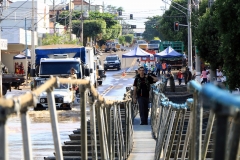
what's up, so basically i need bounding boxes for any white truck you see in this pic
[32,46,104,110]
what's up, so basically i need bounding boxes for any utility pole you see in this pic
[195,0,201,83]
[69,0,72,40]
[25,18,28,87]
[89,0,90,11]
[31,0,35,71]
[187,0,192,71]
[102,1,104,13]
[53,0,55,33]
[81,0,83,44]
[208,0,215,82]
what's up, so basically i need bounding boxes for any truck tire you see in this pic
[2,85,7,95]
[98,81,102,85]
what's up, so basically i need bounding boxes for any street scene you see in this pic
[0,0,239,160]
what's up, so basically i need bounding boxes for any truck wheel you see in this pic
[98,81,102,85]
[2,85,7,95]
[94,82,98,88]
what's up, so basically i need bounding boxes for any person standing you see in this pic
[161,61,167,75]
[201,67,208,84]
[177,69,183,85]
[184,67,192,84]
[155,61,162,77]
[133,66,158,125]
[216,67,223,83]
[191,66,196,80]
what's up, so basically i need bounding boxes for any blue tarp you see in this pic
[122,47,153,58]
[154,46,183,58]
[35,47,86,65]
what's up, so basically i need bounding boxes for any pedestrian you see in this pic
[201,67,208,84]
[161,61,167,74]
[19,62,24,75]
[184,67,192,84]
[155,61,162,77]
[167,64,172,73]
[27,62,31,79]
[168,71,175,92]
[191,66,196,80]
[177,69,183,85]
[143,62,148,74]
[216,66,223,83]
[133,66,158,125]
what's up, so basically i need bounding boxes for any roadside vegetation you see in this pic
[143,0,240,90]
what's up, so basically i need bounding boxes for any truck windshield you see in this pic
[36,80,68,89]
[106,57,117,61]
[150,40,160,44]
[40,62,80,76]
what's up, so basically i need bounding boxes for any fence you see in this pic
[0,76,135,160]
[151,80,240,160]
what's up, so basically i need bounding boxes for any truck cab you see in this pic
[148,40,161,52]
[34,78,74,110]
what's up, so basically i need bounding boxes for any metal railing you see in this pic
[0,76,135,160]
[151,80,240,160]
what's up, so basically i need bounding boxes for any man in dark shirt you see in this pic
[133,66,158,125]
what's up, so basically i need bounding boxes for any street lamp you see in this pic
[80,8,89,46]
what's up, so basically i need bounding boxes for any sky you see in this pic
[13,0,170,32]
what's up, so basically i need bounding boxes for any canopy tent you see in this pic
[154,46,183,58]
[13,49,31,59]
[122,47,153,58]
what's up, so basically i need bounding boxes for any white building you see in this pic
[1,1,49,73]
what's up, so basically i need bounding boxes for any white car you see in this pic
[34,79,74,110]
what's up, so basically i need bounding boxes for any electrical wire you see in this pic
[1,0,29,21]
[1,1,67,36]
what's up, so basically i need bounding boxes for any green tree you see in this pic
[42,33,78,45]
[214,0,240,90]
[195,7,222,71]
[142,16,163,41]
[118,35,125,45]
[124,34,134,44]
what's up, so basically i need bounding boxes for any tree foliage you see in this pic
[118,35,125,45]
[195,0,240,89]
[214,0,240,90]
[195,7,222,70]
[42,33,78,45]
[142,16,163,41]
[124,34,134,44]
[142,0,188,50]
[57,11,120,43]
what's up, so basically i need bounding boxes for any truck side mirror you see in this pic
[85,68,90,76]
[30,69,35,77]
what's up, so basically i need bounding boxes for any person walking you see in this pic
[177,69,183,85]
[133,66,158,125]
[184,67,192,84]
[201,67,208,84]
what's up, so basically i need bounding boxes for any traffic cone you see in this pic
[122,71,126,76]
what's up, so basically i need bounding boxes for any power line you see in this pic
[1,0,29,21]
